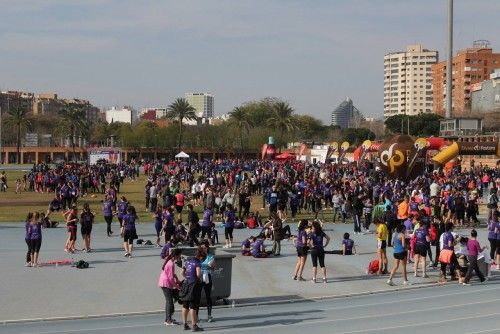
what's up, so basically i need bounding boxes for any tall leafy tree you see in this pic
[167,98,197,152]
[267,101,297,148]
[4,107,32,164]
[59,103,87,161]
[229,106,252,152]
[385,113,442,136]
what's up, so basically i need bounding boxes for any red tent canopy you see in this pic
[275,151,295,160]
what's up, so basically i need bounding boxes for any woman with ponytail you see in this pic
[158,248,182,326]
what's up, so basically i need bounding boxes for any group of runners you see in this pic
[12,157,500,331]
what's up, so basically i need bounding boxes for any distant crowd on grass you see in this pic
[3,160,139,198]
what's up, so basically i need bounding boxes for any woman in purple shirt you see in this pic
[121,206,138,258]
[181,246,205,332]
[28,212,43,267]
[24,212,34,267]
[116,196,129,228]
[412,223,430,278]
[308,221,330,283]
[102,195,114,237]
[293,220,309,281]
[200,206,214,241]
[223,204,236,248]
[495,213,500,270]
[162,206,175,243]
[489,211,500,270]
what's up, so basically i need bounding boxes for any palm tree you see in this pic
[267,101,297,148]
[5,107,32,164]
[59,103,87,161]
[229,106,252,153]
[166,98,197,152]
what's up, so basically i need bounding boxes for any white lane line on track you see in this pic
[14,298,500,334]
[308,284,500,312]
[335,311,500,334]
[213,298,500,333]
[469,330,500,334]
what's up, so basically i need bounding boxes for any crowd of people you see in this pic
[11,157,500,330]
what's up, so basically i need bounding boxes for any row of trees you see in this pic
[2,104,87,163]
[92,97,377,153]
[2,95,447,163]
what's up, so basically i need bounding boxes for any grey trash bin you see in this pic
[178,247,236,305]
[208,252,236,304]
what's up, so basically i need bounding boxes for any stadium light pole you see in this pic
[446,0,453,119]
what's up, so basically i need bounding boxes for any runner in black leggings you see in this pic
[308,221,330,283]
[24,212,34,267]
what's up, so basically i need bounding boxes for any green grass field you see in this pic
[0,170,489,224]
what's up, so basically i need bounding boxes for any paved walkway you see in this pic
[0,221,495,321]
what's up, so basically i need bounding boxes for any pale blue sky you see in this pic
[0,0,499,123]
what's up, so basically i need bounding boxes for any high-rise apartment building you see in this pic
[383,45,438,118]
[432,42,500,116]
[331,97,364,129]
[185,92,214,118]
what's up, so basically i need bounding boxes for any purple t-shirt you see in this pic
[415,228,428,245]
[342,239,354,254]
[224,210,235,228]
[251,239,264,256]
[29,223,42,240]
[202,209,213,227]
[296,230,307,248]
[403,219,413,238]
[310,231,327,250]
[160,241,173,259]
[241,239,251,248]
[184,257,201,284]
[123,214,136,231]
[487,221,497,240]
[117,201,128,218]
[81,212,94,227]
[103,201,113,217]
[442,232,454,250]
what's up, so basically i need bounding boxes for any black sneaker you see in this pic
[192,325,204,332]
[184,324,191,331]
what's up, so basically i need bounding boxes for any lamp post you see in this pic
[446,0,453,119]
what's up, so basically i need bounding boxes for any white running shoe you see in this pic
[386,279,395,286]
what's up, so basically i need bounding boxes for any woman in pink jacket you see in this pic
[158,248,182,326]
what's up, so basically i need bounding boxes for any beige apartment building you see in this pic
[185,92,214,118]
[384,44,438,118]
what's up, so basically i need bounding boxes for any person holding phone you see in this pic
[199,240,215,323]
